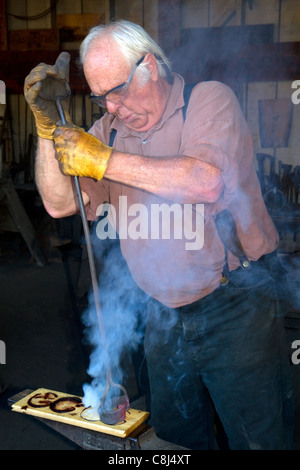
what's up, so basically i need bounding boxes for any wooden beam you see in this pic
[170,39,300,85]
[0,50,89,94]
[0,41,300,94]
[8,29,60,51]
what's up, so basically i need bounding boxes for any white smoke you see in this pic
[81,234,148,410]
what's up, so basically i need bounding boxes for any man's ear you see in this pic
[146,53,159,81]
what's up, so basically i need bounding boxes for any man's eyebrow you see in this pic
[92,82,121,97]
[90,87,106,97]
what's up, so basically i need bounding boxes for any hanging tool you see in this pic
[39,76,130,425]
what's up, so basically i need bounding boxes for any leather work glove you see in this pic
[53,126,113,181]
[24,52,71,140]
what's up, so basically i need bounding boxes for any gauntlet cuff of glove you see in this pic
[87,145,113,181]
[54,127,113,180]
[34,109,71,140]
[36,122,56,140]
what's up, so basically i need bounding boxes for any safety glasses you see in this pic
[89,55,145,108]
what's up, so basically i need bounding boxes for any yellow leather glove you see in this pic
[53,126,113,181]
[24,52,71,140]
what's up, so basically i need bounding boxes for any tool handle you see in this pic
[56,97,67,125]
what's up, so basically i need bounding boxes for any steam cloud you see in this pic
[81,230,148,411]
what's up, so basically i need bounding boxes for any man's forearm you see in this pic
[35,138,88,218]
[105,151,223,204]
[52,126,224,204]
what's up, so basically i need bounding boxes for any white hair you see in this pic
[79,19,172,84]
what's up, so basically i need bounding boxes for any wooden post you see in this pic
[0,180,47,266]
[158,0,181,55]
[0,0,8,51]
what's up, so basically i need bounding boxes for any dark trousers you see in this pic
[144,255,294,449]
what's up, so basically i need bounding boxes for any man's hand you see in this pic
[24,52,71,140]
[53,126,113,181]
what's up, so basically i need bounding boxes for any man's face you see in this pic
[84,42,165,132]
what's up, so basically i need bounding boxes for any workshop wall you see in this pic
[181,0,300,170]
[0,0,300,182]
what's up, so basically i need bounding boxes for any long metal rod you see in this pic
[37,79,129,423]
[73,177,112,378]
[55,98,112,384]
[55,97,130,423]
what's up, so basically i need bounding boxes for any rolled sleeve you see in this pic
[180,81,253,206]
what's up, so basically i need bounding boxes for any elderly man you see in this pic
[24,20,293,450]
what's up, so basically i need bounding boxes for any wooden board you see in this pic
[12,388,149,438]
[8,30,59,51]
[57,14,105,41]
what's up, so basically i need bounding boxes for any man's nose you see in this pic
[106,100,121,114]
